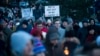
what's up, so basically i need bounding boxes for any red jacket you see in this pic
[31,26,48,40]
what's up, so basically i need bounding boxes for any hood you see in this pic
[11,31,33,55]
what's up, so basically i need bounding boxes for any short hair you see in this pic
[53,19,61,24]
[65,30,75,38]
[36,20,43,25]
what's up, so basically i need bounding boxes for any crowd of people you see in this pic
[0,3,100,56]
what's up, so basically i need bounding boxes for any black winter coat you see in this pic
[45,43,65,56]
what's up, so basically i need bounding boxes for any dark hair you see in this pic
[65,30,75,38]
[36,20,43,25]
[0,19,8,25]
[21,20,28,25]
[53,19,61,24]
[82,20,88,23]
[45,26,59,45]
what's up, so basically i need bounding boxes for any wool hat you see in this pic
[11,31,33,55]
[49,33,59,41]
[33,37,46,54]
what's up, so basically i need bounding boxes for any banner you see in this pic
[21,8,33,19]
[45,5,60,17]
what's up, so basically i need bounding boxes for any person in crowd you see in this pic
[45,25,59,45]
[7,20,16,31]
[0,19,13,37]
[88,19,100,35]
[0,19,13,56]
[77,20,89,45]
[89,19,96,26]
[28,19,34,28]
[73,20,80,36]
[61,19,69,29]
[31,29,46,56]
[31,20,48,40]
[27,19,34,30]
[10,31,34,56]
[46,19,53,28]
[45,32,64,56]
[33,3,44,20]
[16,20,32,33]
[0,19,8,43]
[0,27,7,56]
[54,19,65,42]
[62,19,74,40]
[85,27,98,45]
[64,30,80,56]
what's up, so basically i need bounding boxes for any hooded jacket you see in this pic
[11,31,33,56]
[45,33,65,56]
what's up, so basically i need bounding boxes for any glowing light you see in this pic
[64,47,69,56]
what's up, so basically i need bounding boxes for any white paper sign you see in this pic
[21,8,33,19]
[45,5,60,17]
[42,31,47,39]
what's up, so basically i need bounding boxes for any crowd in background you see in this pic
[0,3,100,56]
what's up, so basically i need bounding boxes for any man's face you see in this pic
[54,21,61,28]
[37,24,43,30]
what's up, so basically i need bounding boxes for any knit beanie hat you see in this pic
[49,33,59,41]
[33,37,46,54]
[11,31,33,55]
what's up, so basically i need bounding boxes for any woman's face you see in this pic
[23,41,33,56]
